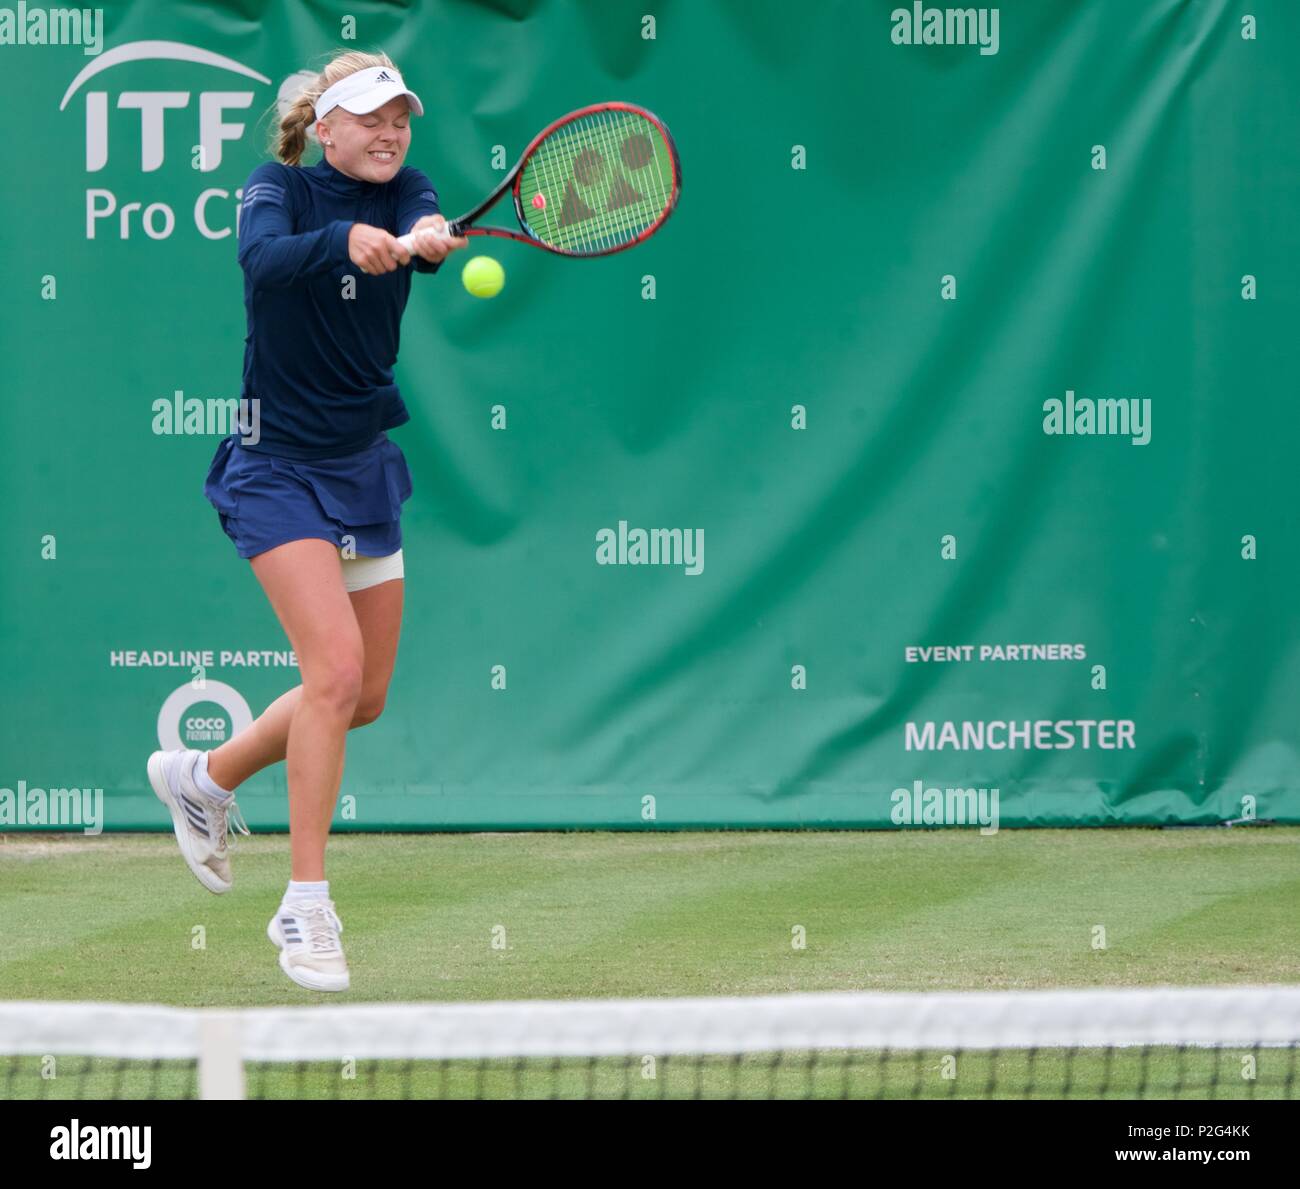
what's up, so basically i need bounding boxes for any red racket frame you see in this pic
[447,101,681,258]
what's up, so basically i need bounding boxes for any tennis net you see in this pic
[2,986,1297,1100]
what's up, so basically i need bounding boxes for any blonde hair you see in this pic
[274,49,399,166]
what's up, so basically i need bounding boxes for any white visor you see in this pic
[314,66,424,122]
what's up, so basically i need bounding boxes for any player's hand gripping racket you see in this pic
[397,101,680,259]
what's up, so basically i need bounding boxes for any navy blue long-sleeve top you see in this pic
[236,155,442,459]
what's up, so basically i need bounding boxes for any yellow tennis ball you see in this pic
[462,255,505,298]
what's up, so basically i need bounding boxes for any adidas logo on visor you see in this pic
[374,70,395,83]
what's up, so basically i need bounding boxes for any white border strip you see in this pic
[2,987,1299,1062]
[0,1002,200,1059]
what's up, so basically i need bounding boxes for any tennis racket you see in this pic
[396,101,680,259]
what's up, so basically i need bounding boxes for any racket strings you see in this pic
[519,109,676,254]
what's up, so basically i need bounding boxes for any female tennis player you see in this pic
[146,50,466,992]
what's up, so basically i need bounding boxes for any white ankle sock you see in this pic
[193,750,233,802]
[286,879,329,903]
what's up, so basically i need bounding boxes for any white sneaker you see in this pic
[267,898,351,992]
[147,749,250,894]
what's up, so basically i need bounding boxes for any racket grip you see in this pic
[396,221,463,253]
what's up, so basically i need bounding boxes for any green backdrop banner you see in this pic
[2,0,1297,831]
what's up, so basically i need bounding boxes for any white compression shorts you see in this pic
[339,548,404,593]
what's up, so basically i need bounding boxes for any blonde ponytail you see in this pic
[272,49,400,166]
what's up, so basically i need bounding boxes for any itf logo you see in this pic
[60,40,271,172]
[57,40,308,241]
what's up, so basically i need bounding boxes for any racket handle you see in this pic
[396,220,464,253]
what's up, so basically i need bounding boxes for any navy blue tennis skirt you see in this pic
[204,432,412,560]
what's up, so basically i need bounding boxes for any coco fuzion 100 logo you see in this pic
[156,680,252,751]
[60,39,314,241]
